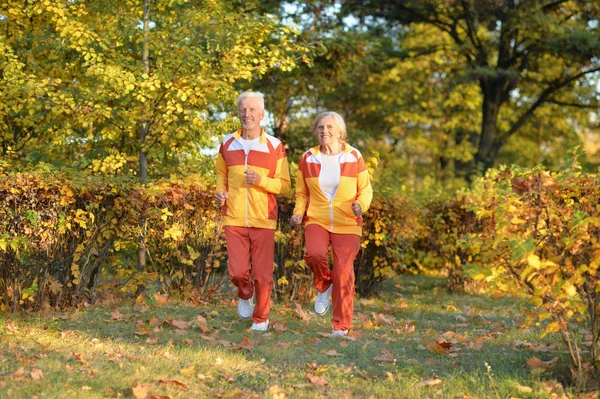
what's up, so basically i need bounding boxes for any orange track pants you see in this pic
[304,224,361,331]
[224,226,274,323]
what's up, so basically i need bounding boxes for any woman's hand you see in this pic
[290,214,303,227]
[216,191,228,207]
[351,202,362,217]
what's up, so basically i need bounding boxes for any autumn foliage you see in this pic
[0,168,408,311]
[418,156,600,385]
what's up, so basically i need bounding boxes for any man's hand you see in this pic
[351,202,362,217]
[290,214,303,227]
[245,169,262,186]
[216,191,228,207]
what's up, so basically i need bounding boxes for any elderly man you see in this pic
[215,92,291,331]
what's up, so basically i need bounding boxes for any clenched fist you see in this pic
[290,214,303,227]
[351,202,362,217]
[216,191,228,207]
[245,169,262,186]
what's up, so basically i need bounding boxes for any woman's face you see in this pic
[315,116,342,146]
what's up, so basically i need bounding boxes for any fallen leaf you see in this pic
[194,316,210,333]
[146,336,159,345]
[154,293,169,304]
[385,372,394,380]
[167,319,188,330]
[372,313,393,325]
[425,338,451,355]
[148,317,161,327]
[132,383,150,399]
[73,351,88,365]
[307,373,327,387]
[30,369,44,380]
[527,356,558,370]
[373,350,395,363]
[180,365,196,377]
[294,302,311,322]
[182,339,193,345]
[233,336,255,351]
[323,349,343,357]
[305,362,330,373]
[272,322,288,332]
[11,367,25,378]
[111,310,124,321]
[157,379,188,390]
[268,385,286,399]
[414,378,442,387]
[468,339,485,351]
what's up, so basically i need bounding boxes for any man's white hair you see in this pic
[237,92,265,110]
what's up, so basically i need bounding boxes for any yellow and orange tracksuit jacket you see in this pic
[293,143,373,236]
[216,128,290,230]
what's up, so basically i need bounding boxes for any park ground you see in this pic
[0,275,593,398]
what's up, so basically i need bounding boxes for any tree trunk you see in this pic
[137,0,150,275]
[470,79,505,179]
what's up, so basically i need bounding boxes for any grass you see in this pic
[0,275,579,398]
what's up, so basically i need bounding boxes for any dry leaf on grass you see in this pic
[165,318,188,330]
[148,317,161,327]
[413,378,442,387]
[232,337,255,351]
[272,322,288,332]
[307,373,328,387]
[156,379,188,390]
[30,369,44,380]
[268,385,286,399]
[527,356,559,370]
[373,350,395,363]
[154,293,169,304]
[110,310,135,322]
[132,383,150,399]
[194,316,210,333]
[294,302,311,322]
[180,365,196,377]
[305,362,330,373]
[372,313,394,325]
[323,349,343,357]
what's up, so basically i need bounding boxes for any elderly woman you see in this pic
[290,111,373,336]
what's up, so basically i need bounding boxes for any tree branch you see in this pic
[547,99,600,109]
[542,0,571,12]
[500,66,600,144]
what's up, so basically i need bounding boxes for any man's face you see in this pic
[238,97,264,131]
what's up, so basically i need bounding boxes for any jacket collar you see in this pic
[309,141,350,156]
[233,128,267,143]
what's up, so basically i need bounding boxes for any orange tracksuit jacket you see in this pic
[293,143,373,235]
[216,128,290,229]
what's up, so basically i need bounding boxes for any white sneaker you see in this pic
[237,297,254,319]
[251,320,269,332]
[314,284,333,315]
[332,329,348,336]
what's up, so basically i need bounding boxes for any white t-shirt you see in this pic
[240,137,259,154]
[318,154,341,202]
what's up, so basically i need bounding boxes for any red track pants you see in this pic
[304,224,361,331]
[224,226,274,323]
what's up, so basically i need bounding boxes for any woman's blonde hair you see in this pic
[312,111,347,141]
